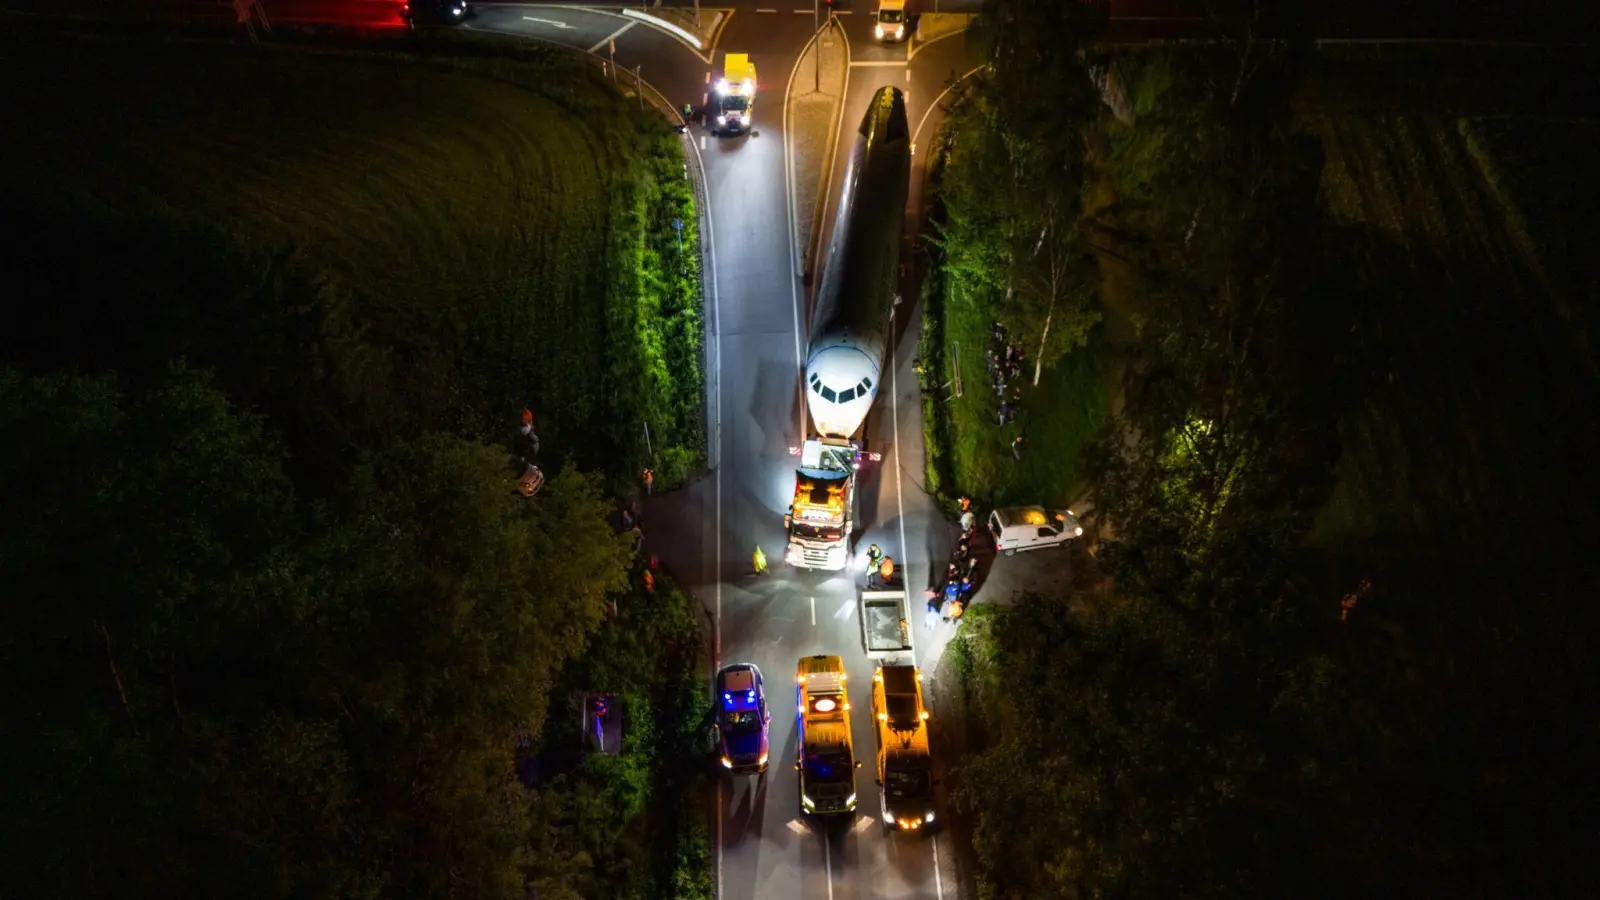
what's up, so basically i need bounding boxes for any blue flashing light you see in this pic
[746,690,755,702]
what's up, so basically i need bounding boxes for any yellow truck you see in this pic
[871,663,936,833]
[796,655,860,815]
[713,52,756,136]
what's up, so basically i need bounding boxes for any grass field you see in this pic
[1296,103,1600,565]
[0,27,702,484]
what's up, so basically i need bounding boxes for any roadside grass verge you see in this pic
[919,124,1110,512]
[0,27,703,487]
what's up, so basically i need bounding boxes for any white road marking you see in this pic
[521,15,570,28]
[853,814,874,832]
[793,8,811,12]
[702,91,708,105]
[912,64,985,152]
[782,22,822,435]
[891,258,910,652]
[786,819,809,834]
[700,134,706,150]
[835,599,855,622]
[705,70,711,83]
[686,80,724,900]
[588,21,634,54]
[849,60,905,67]
[810,595,817,625]
[905,67,911,81]
[757,7,777,11]
[933,828,946,899]
[824,834,836,900]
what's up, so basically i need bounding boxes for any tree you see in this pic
[0,364,635,899]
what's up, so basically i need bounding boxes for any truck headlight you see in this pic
[924,811,935,823]
[1074,526,1084,536]
[757,751,769,766]
[883,810,896,825]
[721,755,733,769]
[802,794,816,810]
[895,25,904,38]
[874,23,884,39]
[844,792,857,808]
[717,115,727,126]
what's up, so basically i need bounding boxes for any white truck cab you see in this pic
[988,506,1083,556]
[874,0,908,42]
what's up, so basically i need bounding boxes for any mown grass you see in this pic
[0,27,703,486]
[1297,105,1600,566]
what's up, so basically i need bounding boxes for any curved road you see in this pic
[469,4,979,898]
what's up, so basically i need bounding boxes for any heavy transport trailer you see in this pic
[860,576,915,661]
[786,86,910,567]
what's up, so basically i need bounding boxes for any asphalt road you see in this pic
[472,4,976,897]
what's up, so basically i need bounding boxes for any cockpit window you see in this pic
[821,386,837,402]
[861,377,873,391]
[838,388,856,403]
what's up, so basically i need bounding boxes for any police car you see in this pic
[715,663,771,774]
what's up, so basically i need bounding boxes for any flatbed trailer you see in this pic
[860,578,914,661]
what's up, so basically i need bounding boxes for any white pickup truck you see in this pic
[988,506,1083,556]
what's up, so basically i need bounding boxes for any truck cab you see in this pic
[784,438,860,570]
[988,506,1083,556]
[713,53,756,136]
[871,664,935,833]
[796,655,860,815]
[874,0,908,42]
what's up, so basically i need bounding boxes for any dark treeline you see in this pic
[938,2,1600,897]
[0,32,710,900]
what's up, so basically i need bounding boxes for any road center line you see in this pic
[587,21,635,54]
[521,15,570,29]
[848,60,905,67]
[810,595,816,626]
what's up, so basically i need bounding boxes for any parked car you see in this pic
[988,506,1082,556]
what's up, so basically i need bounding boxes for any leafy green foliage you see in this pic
[0,27,712,899]
[944,35,1600,900]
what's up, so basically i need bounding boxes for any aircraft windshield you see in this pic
[791,523,843,541]
[720,95,750,112]
[880,10,904,24]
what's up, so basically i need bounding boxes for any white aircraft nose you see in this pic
[805,346,879,439]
